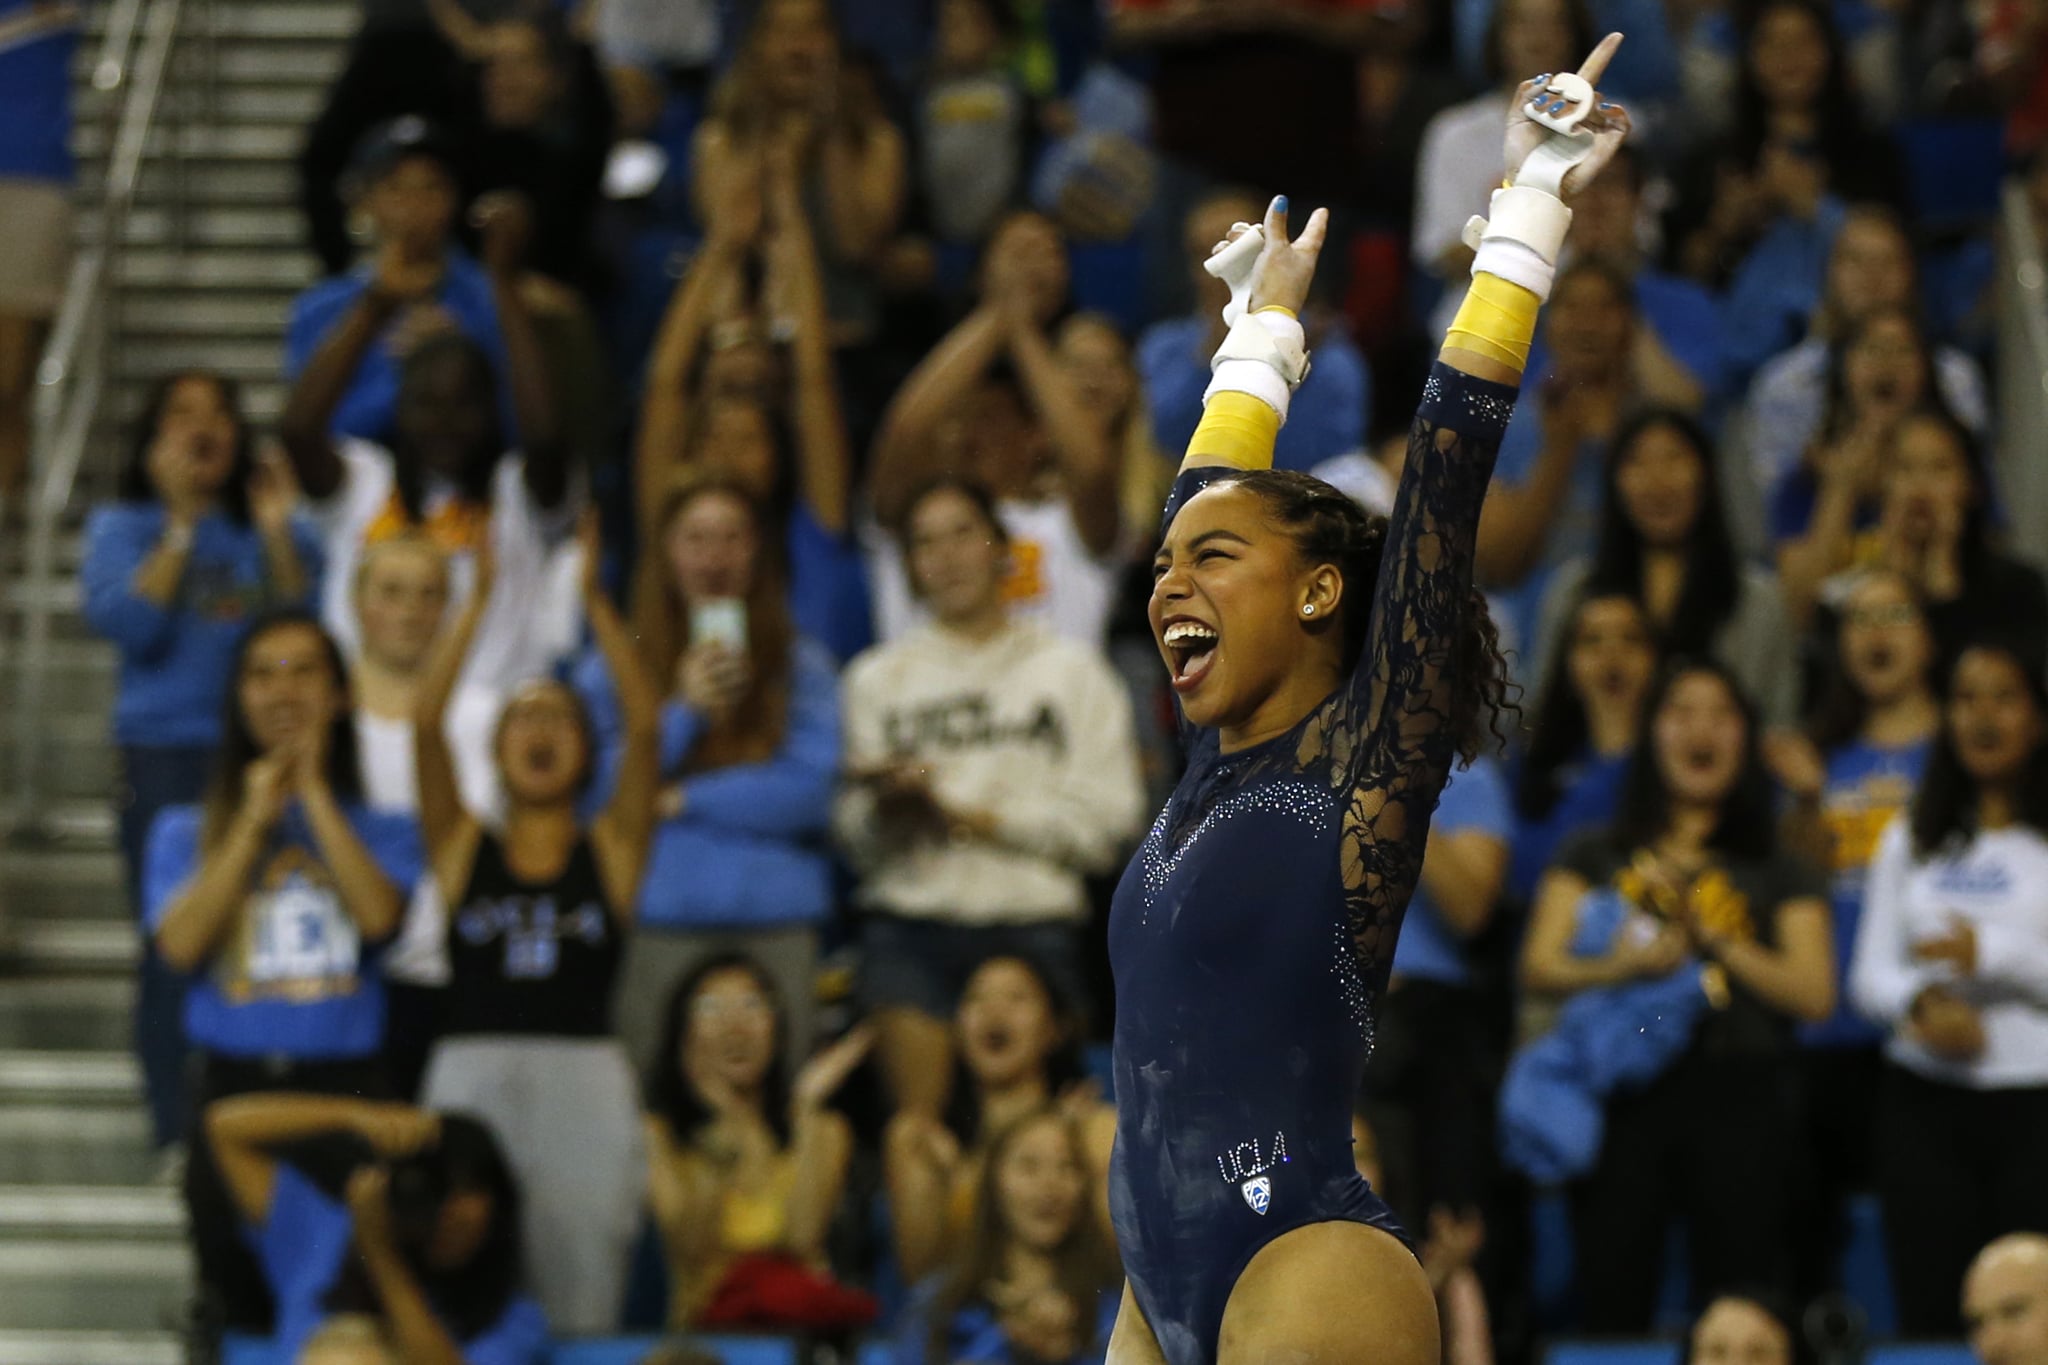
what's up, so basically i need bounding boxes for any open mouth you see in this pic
[1681,745,1722,776]
[1162,619,1219,694]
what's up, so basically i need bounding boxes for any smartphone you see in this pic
[691,598,749,653]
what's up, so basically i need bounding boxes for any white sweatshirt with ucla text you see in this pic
[834,619,1145,926]
[1851,816,2048,1088]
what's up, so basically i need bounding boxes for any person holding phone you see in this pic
[581,469,842,1077]
[403,517,661,1333]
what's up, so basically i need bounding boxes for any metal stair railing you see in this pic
[6,0,192,837]
[1999,178,2048,569]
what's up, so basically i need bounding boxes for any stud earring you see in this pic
[1302,604,1316,617]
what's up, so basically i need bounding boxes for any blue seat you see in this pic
[221,1336,282,1365]
[550,1336,802,1365]
[1543,1340,1681,1365]
[1868,1345,1974,1365]
[1841,1193,1898,1335]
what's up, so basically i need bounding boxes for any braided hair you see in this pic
[1227,468,1515,763]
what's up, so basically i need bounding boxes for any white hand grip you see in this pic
[1527,71,1595,134]
[1204,224,1265,327]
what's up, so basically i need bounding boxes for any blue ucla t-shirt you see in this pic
[0,1,79,182]
[81,504,324,747]
[252,1163,549,1365]
[1802,735,1931,1048]
[1508,749,1631,904]
[1392,757,1513,986]
[144,803,423,1060]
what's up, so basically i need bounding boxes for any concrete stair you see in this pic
[0,2,361,1358]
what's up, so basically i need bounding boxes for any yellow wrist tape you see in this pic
[1445,272,1541,374]
[1189,391,1280,470]
[1254,305,1297,318]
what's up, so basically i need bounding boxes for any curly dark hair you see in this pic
[1223,468,1516,764]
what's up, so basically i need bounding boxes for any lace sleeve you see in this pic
[1311,362,1517,989]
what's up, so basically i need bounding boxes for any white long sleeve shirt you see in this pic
[1851,816,2048,1088]
[833,619,1145,926]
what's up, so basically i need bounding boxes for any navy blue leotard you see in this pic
[1107,363,1517,1365]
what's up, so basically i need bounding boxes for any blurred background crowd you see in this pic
[6,0,2048,1362]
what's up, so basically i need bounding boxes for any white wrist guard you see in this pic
[1461,185,1573,301]
[1203,224,1265,327]
[1203,310,1310,420]
[1456,69,1601,301]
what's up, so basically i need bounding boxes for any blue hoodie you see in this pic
[575,635,840,931]
[82,503,323,748]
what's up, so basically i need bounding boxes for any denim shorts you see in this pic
[857,912,1087,1021]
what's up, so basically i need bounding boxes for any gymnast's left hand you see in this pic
[1213,195,1329,317]
[1504,32,1633,201]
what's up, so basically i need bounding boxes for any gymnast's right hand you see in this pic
[1214,195,1329,318]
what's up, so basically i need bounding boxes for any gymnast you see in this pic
[1105,37,1632,1365]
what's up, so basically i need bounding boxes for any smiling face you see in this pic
[1948,648,2044,790]
[665,488,760,608]
[1651,669,1750,810]
[1615,420,1706,550]
[1883,414,1975,546]
[907,485,1008,626]
[1691,1298,1793,1365]
[355,539,451,675]
[992,1114,1086,1253]
[238,622,345,755]
[1749,4,1830,110]
[1837,573,1932,708]
[493,681,591,806]
[1566,595,1657,715]
[1150,482,1335,731]
[683,964,779,1097]
[957,957,1062,1091]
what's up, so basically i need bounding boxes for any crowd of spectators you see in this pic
[48,0,2048,1360]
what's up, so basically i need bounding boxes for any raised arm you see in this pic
[205,1092,435,1225]
[636,226,753,531]
[294,725,403,944]
[1341,39,1632,984]
[1008,305,1120,556]
[414,546,491,864]
[154,769,288,970]
[279,249,440,500]
[585,515,661,917]
[869,305,1009,526]
[765,148,852,535]
[474,193,569,510]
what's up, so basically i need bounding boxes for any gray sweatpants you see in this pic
[421,1036,646,1333]
[612,926,820,1082]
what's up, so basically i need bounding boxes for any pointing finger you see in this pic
[1576,31,1623,88]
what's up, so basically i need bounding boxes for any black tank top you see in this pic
[442,831,621,1038]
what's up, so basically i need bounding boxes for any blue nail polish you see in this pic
[1551,100,1568,114]
[1533,73,1550,84]
[1272,194,1288,215]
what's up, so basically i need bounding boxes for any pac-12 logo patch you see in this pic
[1242,1176,1272,1215]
